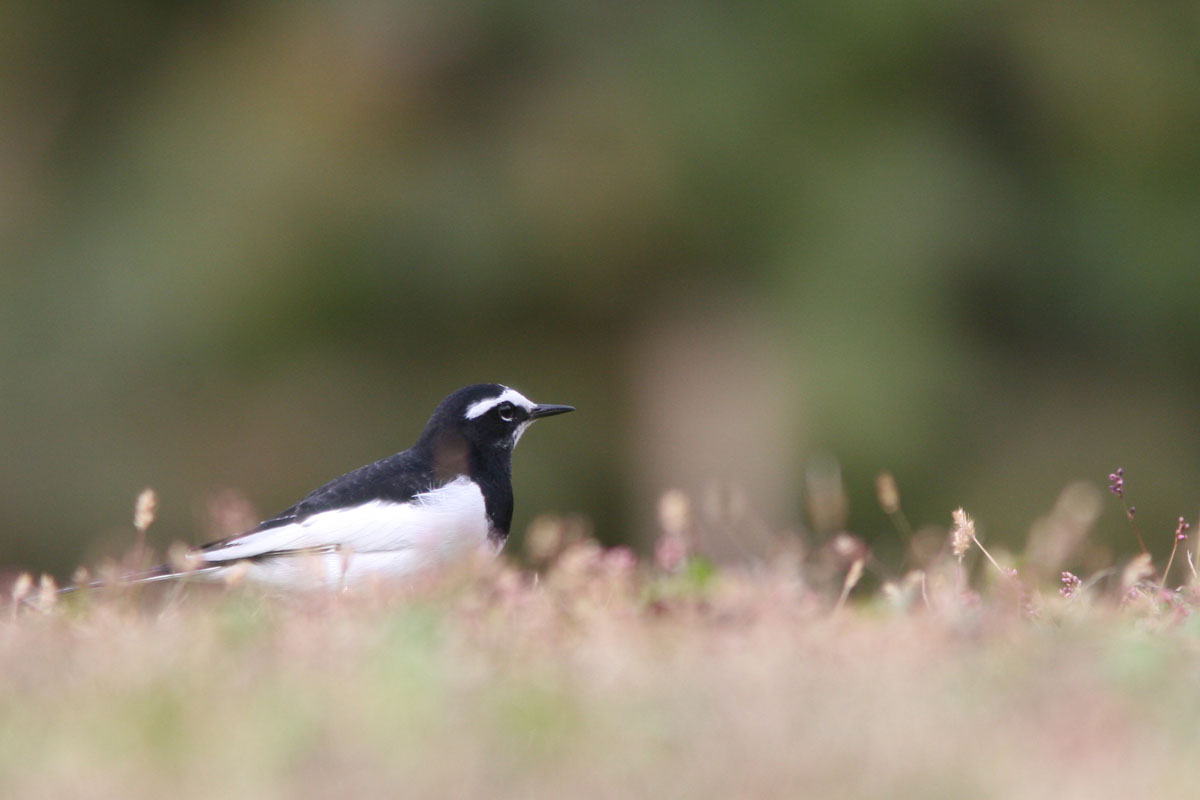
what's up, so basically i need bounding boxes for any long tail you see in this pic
[55,563,223,596]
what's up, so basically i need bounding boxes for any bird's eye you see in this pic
[497,402,515,422]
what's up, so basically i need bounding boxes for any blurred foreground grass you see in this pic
[6,497,1200,799]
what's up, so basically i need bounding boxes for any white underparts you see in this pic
[197,476,494,587]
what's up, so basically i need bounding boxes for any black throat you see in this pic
[423,429,514,545]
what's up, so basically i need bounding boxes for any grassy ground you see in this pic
[5,493,1200,799]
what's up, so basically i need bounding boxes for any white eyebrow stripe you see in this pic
[464,388,535,419]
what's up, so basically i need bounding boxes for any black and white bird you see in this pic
[145,384,573,588]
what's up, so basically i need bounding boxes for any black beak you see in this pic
[530,403,575,419]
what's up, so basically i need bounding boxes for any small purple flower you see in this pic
[1108,468,1124,498]
[1176,517,1190,541]
[1060,571,1082,598]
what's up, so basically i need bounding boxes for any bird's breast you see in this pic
[409,475,494,558]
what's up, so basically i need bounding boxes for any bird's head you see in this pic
[422,384,574,454]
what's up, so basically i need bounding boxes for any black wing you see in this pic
[201,447,435,553]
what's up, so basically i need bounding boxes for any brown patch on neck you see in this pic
[431,431,470,483]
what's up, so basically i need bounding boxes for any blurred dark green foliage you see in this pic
[2,0,1199,576]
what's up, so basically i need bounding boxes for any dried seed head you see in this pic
[950,508,975,559]
[222,561,250,587]
[133,488,158,533]
[843,558,865,593]
[875,472,901,515]
[830,532,869,564]
[37,574,58,609]
[525,515,566,564]
[657,490,691,537]
[832,557,866,615]
[167,542,198,574]
[1025,482,1102,574]
[96,561,120,587]
[655,490,692,573]
[71,566,91,588]
[806,455,848,532]
[204,488,258,539]
[557,540,604,582]
[1121,552,1154,593]
[10,573,33,605]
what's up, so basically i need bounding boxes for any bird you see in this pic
[138,383,573,588]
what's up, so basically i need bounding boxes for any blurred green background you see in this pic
[3,0,1199,577]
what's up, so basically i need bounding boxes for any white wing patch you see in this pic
[464,387,535,420]
[201,477,491,566]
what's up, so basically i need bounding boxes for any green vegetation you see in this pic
[7,484,1200,799]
